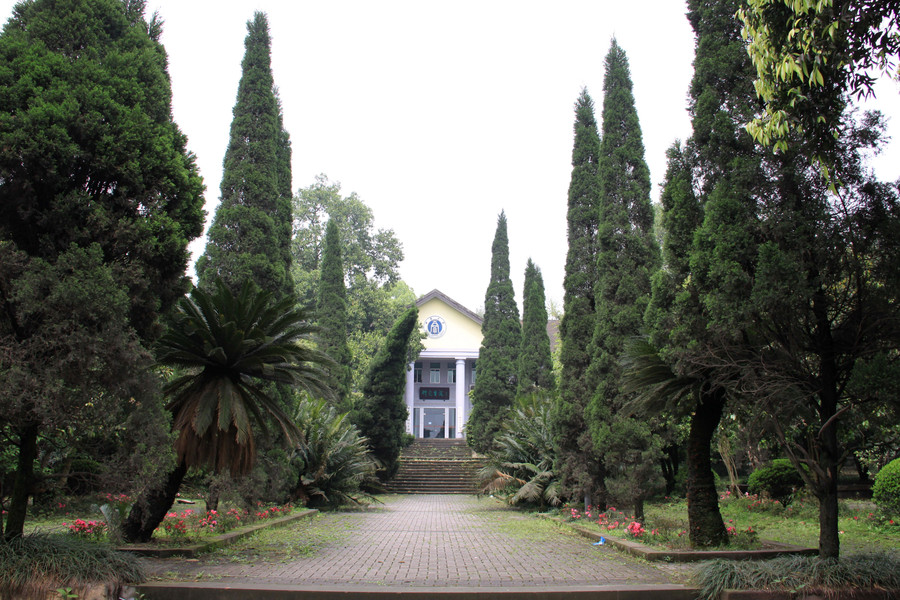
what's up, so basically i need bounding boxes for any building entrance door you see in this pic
[415,407,456,439]
[423,408,445,438]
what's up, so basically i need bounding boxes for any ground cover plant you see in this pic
[695,553,900,600]
[555,492,900,554]
[0,533,144,600]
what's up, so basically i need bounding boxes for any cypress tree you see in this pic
[585,39,661,519]
[0,0,205,539]
[644,141,701,349]
[353,307,419,480]
[680,0,761,549]
[553,89,602,503]
[317,220,352,413]
[517,259,555,396]
[196,11,293,299]
[636,0,761,548]
[468,211,521,453]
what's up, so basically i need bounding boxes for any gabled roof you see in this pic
[415,289,483,326]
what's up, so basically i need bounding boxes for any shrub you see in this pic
[695,553,900,600]
[64,519,106,541]
[291,398,379,507]
[747,458,807,506]
[873,457,900,518]
[0,534,144,600]
[477,394,560,508]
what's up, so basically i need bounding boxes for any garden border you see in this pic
[117,508,318,558]
[542,516,818,562]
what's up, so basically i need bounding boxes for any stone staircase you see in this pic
[387,439,482,494]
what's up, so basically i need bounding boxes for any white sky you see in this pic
[2,1,898,313]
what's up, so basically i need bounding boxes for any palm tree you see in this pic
[620,337,729,547]
[290,398,378,507]
[122,281,334,542]
[478,393,561,508]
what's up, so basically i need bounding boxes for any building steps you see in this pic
[387,439,482,494]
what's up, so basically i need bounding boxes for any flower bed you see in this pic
[550,501,817,562]
[57,493,300,547]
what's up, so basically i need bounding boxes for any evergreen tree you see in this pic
[517,259,555,396]
[644,142,701,347]
[679,0,761,549]
[585,39,661,520]
[0,0,205,539]
[733,113,900,559]
[468,212,521,453]
[196,11,293,299]
[317,220,352,413]
[352,307,419,480]
[634,0,760,548]
[553,89,602,503]
[122,281,333,542]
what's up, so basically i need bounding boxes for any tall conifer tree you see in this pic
[468,212,520,453]
[637,0,760,548]
[353,307,419,480]
[517,259,555,396]
[553,90,602,502]
[197,12,293,299]
[585,39,661,518]
[317,220,352,412]
[0,0,205,539]
[679,0,761,548]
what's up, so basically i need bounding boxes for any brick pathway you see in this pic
[142,495,694,588]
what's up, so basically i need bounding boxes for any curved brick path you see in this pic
[143,495,693,590]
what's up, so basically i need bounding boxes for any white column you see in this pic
[405,362,415,435]
[455,358,466,439]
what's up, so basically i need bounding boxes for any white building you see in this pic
[404,290,483,439]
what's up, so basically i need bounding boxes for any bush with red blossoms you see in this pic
[64,518,107,541]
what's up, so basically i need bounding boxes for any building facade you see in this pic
[405,290,483,439]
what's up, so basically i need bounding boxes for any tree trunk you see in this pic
[206,490,219,513]
[686,388,728,548]
[5,422,39,541]
[817,386,841,558]
[634,497,645,522]
[812,284,841,559]
[122,461,188,543]
[660,444,679,496]
[718,434,741,495]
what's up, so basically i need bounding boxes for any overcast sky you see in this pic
[3,1,898,313]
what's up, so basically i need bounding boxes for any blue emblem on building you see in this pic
[424,315,446,338]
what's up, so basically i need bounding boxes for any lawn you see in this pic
[556,492,900,554]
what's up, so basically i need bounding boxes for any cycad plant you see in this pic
[122,280,334,542]
[290,398,378,507]
[160,280,334,475]
[478,394,560,508]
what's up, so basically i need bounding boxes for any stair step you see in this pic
[386,440,483,494]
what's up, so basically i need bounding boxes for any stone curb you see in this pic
[134,582,697,599]
[719,591,894,599]
[118,509,318,558]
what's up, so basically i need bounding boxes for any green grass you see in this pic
[190,511,360,567]
[556,494,900,554]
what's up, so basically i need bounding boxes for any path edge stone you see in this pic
[118,509,318,558]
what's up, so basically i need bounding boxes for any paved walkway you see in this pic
[142,495,694,590]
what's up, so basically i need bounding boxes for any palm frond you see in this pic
[156,280,337,475]
[620,337,701,417]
